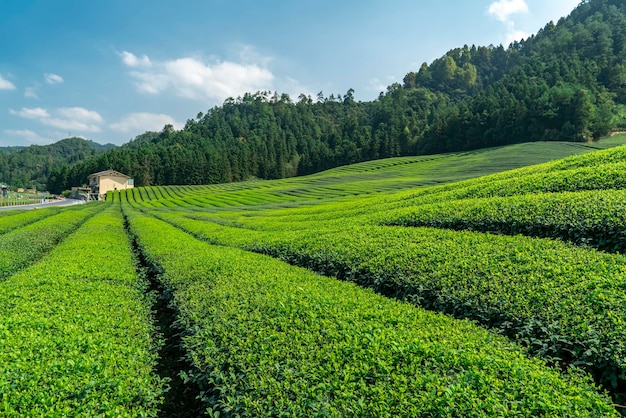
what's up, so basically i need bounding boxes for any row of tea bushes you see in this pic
[0,203,104,281]
[545,145,626,170]
[382,189,626,253]
[124,207,618,417]
[117,145,626,212]
[394,160,626,208]
[0,206,164,416]
[118,150,626,239]
[155,212,626,403]
[0,206,60,235]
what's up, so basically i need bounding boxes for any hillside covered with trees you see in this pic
[48,0,626,193]
[0,137,115,191]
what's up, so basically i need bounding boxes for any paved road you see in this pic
[0,198,86,211]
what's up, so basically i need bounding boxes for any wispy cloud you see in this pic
[488,0,529,22]
[43,107,103,132]
[41,118,101,132]
[368,76,397,94]
[488,0,531,44]
[4,129,49,144]
[110,112,181,133]
[505,28,531,45]
[118,51,152,68]
[24,86,39,99]
[44,73,64,84]
[9,107,50,119]
[0,74,16,90]
[282,76,317,102]
[120,48,275,102]
[9,106,104,133]
[56,107,103,124]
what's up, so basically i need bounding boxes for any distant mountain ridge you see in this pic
[0,146,25,153]
[46,0,626,192]
[0,137,116,190]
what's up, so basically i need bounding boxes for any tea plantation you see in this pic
[3,139,626,416]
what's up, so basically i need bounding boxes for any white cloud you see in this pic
[119,51,152,68]
[110,112,181,133]
[9,107,50,119]
[282,76,316,101]
[56,107,103,124]
[24,86,39,99]
[44,73,64,84]
[4,129,49,144]
[368,76,397,93]
[505,28,531,45]
[166,58,274,100]
[129,71,170,94]
[0,74,16,90]
[121,48,275,102]
[41,118,101,132]
[237,45,272,67]
[488,0,531,45]
[9,106,103,133]
[488,0,529,22]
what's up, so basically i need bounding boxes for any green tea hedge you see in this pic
[125,208,617,417]
[0,206,164,416]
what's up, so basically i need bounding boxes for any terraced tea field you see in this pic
[3,138,626,416]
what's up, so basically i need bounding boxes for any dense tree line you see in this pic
[409,0,625,152]
[0,137,114,191]
[47,0,626,192]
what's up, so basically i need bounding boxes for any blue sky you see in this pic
[0,0,580,147]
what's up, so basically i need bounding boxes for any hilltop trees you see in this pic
[0,137,115,191]
[46,0,626,192]
[405,0,625,153]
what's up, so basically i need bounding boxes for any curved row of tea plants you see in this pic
[114,144,626,212]
[0,203,104,281]
[122,206,618,417]
[0,206,61,235]
[118,148,626,230]
[393,160,626,209]
[120,143,626,406]
[382,189,626,253]
[546,144,626,171]
[0,206,164,417]
[150,210,626,404]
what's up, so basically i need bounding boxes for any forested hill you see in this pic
[0,137,116,190]
[48,0,626,193]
